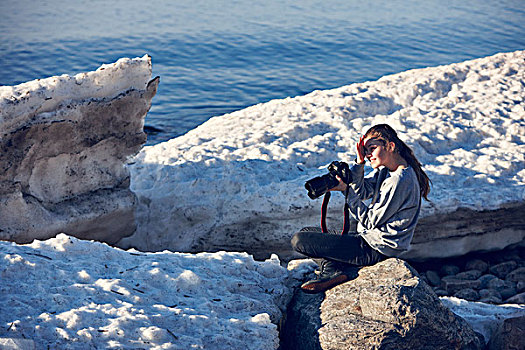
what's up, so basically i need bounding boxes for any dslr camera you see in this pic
[305,161,352,199]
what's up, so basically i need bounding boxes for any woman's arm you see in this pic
[348,134,377,200]
[330,135,379,199]
[348,162,379,200]
[331,162,381,200]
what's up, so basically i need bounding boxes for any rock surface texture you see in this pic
[0,56,158,244]
[283,258,483,350]
[405,203,525,260]
[415,247,525,305]
[487,315,525,350]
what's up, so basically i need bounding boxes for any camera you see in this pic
[305,161,352,199]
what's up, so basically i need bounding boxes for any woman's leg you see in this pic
[291,227,387,294]
[291,227,385,267]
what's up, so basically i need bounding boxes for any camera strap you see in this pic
[320,191,350,235]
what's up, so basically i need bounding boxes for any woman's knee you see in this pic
[291,229,315,252]
[290,231,303,252]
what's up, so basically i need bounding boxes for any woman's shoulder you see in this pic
[386,166,419,189]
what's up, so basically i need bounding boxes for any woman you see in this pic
[291,124,431,294]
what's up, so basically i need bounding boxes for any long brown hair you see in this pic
[363,124,431,201]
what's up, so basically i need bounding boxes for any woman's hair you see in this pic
[363,124,431,201]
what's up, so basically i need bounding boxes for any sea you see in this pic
[1,0,524,145]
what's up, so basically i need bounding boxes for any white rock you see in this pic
[121,51,525,259]
[0,234,291,349]
[0,56,158,244]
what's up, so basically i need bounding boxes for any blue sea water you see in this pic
[1,0,524,145]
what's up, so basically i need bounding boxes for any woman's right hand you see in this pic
[356,135,366,164]
[329,175,348,192]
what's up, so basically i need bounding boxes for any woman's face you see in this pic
[363,137,392,169]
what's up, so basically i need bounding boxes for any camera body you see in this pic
[305,161,352,199]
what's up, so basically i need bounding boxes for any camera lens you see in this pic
[305,173,340,199]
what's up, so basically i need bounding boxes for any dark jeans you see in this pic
[291,226,386,267]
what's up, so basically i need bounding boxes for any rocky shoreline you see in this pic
[2,52,524,349]
[412,245,525,305]
[282,247,525,349]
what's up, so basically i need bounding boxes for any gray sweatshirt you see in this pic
[346,162,421,257]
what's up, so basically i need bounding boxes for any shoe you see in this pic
[312,258,324,275]
[301,259,349,294]
[312,258,334,275]
[300,272,349,294]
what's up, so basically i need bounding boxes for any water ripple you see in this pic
[1,0,524,144]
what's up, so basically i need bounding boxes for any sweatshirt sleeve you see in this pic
[348,162,380,201]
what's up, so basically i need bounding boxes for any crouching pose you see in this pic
[291,124,431,293]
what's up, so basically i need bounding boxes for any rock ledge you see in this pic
[0,56,158,244]
[283,258,483,350]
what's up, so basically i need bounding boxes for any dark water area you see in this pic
[1,0,524,145]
